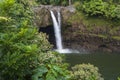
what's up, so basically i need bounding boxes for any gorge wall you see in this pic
[33,5,120,53]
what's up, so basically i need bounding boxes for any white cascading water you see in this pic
[50,10,79,53]
[50,10,63,50]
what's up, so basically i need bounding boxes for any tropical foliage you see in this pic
[71,63,104,80]
[74,0,120,20]
[0,0,70,80]
[36,0,69,6]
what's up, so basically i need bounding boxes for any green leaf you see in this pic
[46,72,56,80]
[33,66,48,75]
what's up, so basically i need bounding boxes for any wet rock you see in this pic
[33,5,76,28]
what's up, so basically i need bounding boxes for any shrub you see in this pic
[82,0,108,16]
[114,5,120,19]
[32,52,71,80]
[71,63,104,80]
[0,0,71,80]
[82,0,118,19]
[73,1,82,11]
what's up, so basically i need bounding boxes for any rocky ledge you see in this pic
[33,5,75,27]
[62,25,120,53]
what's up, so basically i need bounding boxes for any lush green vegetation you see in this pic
[2,0,120,80]
[36,0,69,6]
[72,0,120,20]
[0,0,70,80]
[71,64,104,80]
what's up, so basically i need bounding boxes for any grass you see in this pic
[90,34,108,39]
[112,36,120,40]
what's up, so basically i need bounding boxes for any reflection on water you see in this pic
[65,52,120,80]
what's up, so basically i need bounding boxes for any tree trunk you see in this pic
[69,0,71,5]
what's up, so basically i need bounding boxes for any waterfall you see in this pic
[50,10,79,53]
[50,10,63,50]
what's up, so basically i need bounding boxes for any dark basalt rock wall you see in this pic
[62,24,120,53]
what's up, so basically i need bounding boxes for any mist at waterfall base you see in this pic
[50,10,79,53]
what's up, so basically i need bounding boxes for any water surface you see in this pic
[65,52,120,80]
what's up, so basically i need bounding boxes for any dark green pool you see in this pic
[65,52,120,80]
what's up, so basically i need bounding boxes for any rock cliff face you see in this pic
[62,26,120,53]
[33,5,75,27]
[33,5,120,53]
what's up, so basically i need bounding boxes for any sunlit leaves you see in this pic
[82,0,120,19]
[0,16,9,22]
[71,63,104,80]
[0,0,15,16]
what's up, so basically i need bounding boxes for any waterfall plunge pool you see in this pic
[65,51,120,80]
